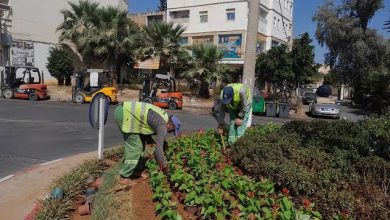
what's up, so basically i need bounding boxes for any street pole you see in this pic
[242,0,260,126]
[0,18,3,98]
[98,97,105,159]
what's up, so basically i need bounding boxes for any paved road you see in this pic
[0,99,365,178]
[0,99,294,178]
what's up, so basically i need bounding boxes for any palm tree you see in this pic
[57,1,140,84]
[141,22,186,76]
[182,44,230,98]
[385,11,390,32]
[83,6,140,82]
[57,0,99,53]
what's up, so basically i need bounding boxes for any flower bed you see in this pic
[231,119,390,219]
[147,130,321,220]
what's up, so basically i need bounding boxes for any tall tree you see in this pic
[158,0,167,11]
[47,46,74,86]
[256,44,294,89]
[291,32,317,89]
[313,0,389,111]
[182,44,230,98]
[345,0,384,30]
[141,22,185,76]
[57,0,140,83]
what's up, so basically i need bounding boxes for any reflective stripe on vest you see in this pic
[221,83,250,110]
[122,101,169,134]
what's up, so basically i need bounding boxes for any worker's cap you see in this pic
[170,116,181,137]
[221,86,234,104]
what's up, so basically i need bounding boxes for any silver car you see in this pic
[309,99,341,119]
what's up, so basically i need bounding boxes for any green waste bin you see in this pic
[252,96,265,115]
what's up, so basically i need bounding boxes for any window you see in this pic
[199,11,208,23]
[180,37,189,45]
[170,10,190,23]
[273,17,277,28]
[271,40,280,47]
[226,8,235,21]
[277,18,281,30]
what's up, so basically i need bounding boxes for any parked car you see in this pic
[302,91,317,105]
[309,97,341,119]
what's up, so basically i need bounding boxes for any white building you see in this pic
[167,0,293,66]
[1,0,128,81]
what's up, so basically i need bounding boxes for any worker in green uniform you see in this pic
[217,83,252,145]
[114,101,181,185]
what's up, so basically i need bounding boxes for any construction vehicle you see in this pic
[139,73,183,110]
[2,66,50,101]
[72,69,117,104]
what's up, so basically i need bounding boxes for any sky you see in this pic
[128,0,390,64]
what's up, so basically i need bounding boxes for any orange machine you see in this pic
[2,66,50,101]
[139,74,183,110]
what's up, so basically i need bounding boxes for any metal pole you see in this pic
[242,0,260,126]
[98,97,105,159]
[0,18,3,98]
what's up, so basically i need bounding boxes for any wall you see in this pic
[33,42,54,81]
[168,0,245,9]
[168,1,248,34]
[9,0,128,80]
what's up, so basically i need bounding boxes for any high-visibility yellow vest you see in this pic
[221,83,250,111]
[122,101,168,134]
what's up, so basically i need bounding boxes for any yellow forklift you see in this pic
[72,69,117,104]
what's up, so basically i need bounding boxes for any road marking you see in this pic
[0,174,15,183]
[40,158,63,166]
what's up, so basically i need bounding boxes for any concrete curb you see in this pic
[0,152,96,220]
[0,158,64,183]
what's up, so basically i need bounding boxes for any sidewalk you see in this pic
[0,152,96,220]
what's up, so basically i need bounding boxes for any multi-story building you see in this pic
[1,0,128,81]
[129,11,166,27]
[167,0,293,66]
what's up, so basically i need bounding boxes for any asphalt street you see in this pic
[0,99,365,178]
[0,99,293,178]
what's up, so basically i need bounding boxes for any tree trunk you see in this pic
[57,77,64,86]
[65,76,71,86]
[198,81,210,98]
[242,0,260,127]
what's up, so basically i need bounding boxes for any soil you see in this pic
[131,178,161,220]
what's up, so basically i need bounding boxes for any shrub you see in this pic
[231,120,390,219]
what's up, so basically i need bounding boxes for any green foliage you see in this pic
[57,0,140,80]
[36,146,123,220]
[36,159,105,220]
[313,0,389,111]
[231,119,390,219]
[256,44,293,86]
[291,33,318,86]
[148,130,321,220]
[256,33,318,91]
[46,47,74,86]
[140,21,186,75]
[181,44,231,98]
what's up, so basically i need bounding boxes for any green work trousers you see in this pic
[228,105,252,145]
[114,105,148,178]
[119,133,144,178]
